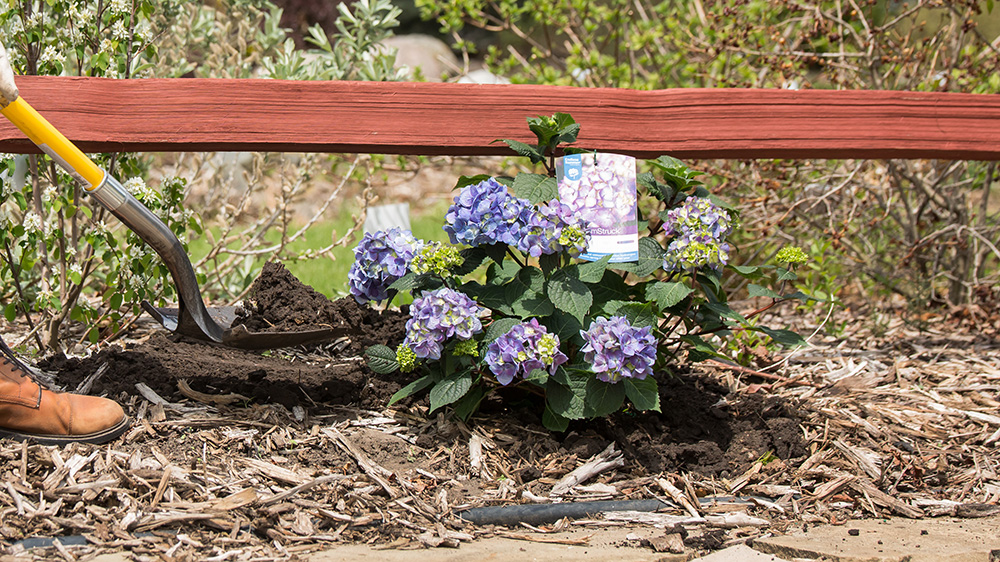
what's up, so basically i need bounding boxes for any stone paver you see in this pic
[690,544,790,562]
[753,516,1000,562]
[307,528,683,562]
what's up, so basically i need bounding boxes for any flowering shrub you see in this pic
[364,114,811,430]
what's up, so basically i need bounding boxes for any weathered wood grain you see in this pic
[1,76,998,160]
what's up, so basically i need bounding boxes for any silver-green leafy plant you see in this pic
[0,0,403,351]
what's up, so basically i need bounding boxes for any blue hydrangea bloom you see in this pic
[444,178,532,247]
[348,228,422,304]
[484,318,568,386]
[404,288,484,361]
[580,316,657,384]
[516,201,590,258]
[661,196,734,272]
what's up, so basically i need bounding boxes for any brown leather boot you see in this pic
[0,338,129,445]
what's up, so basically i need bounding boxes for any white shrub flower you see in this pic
[26,12,43,28]
[111,20,129,41]
[23,211,43,234]
[123,177,160,203]
[68,3,95,25]
[109,0,131,15]
[38,45,65,66]
[135,22,153,44]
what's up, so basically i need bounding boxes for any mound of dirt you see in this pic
[41,262,805,477]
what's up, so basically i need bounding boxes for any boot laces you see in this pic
[0,338,45,406]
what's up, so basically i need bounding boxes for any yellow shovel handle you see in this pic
[0,42,106,190]
[1,96,106,190]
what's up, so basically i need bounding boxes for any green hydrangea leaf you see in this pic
[483,317,520,345]
[388,374,436,406]
[589,270,631,307]
[429,371,474,413]
[453,386,487,421]
[546,369,588,420]
[748,284,781,299]
[624,376,660,412]
[729,264,763,280]
[542,405,570,432]
[455,174,493,189]
[759,326,807,348]
[546,310,585,346]
[646,281,694,309]
[583,377,626,417]
[547,269,592,324]
[496,138,544,164]
[615,302,658,329]
[513,173,558,205]
[574,254,611,283]
[615,237,664,277]
[365,344,398,374]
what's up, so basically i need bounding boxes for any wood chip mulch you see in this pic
[2,304,999,560]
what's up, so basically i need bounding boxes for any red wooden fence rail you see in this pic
[2,76,999,160]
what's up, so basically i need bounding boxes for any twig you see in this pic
[323,428,400,499]
[550,443,624,497]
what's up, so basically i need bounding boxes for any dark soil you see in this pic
[42,261,805,477]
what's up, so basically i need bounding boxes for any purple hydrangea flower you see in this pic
[444,178,532,247]
[580,316,657,384]
[484,318,568,386]
[661,196,734,272]
[516,201,590,258]
[404,288,484,360]
[348,227,422,304]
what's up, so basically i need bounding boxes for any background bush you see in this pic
[419,0,1000,313]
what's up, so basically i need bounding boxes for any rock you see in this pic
[380,34,459,81]
[457,68,510,84]
[754,516,1000,562]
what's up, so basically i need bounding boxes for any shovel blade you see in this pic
[141,302,349,350]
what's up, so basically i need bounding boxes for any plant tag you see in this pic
[364,202,411,234]
[556,153,639,262]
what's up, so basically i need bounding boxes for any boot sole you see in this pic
[0,416,131,446]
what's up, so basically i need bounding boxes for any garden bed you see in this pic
[2,264,998,560]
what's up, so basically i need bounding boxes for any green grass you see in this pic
[187,200,452,299]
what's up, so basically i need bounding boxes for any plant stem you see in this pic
[2,241,44,351]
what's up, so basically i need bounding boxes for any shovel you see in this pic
[0,44,346,349]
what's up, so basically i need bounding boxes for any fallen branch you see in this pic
[550,443,624,497]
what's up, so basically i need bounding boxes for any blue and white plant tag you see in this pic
[556,153,639,262]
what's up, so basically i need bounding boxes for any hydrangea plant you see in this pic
[362,113,812,430]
